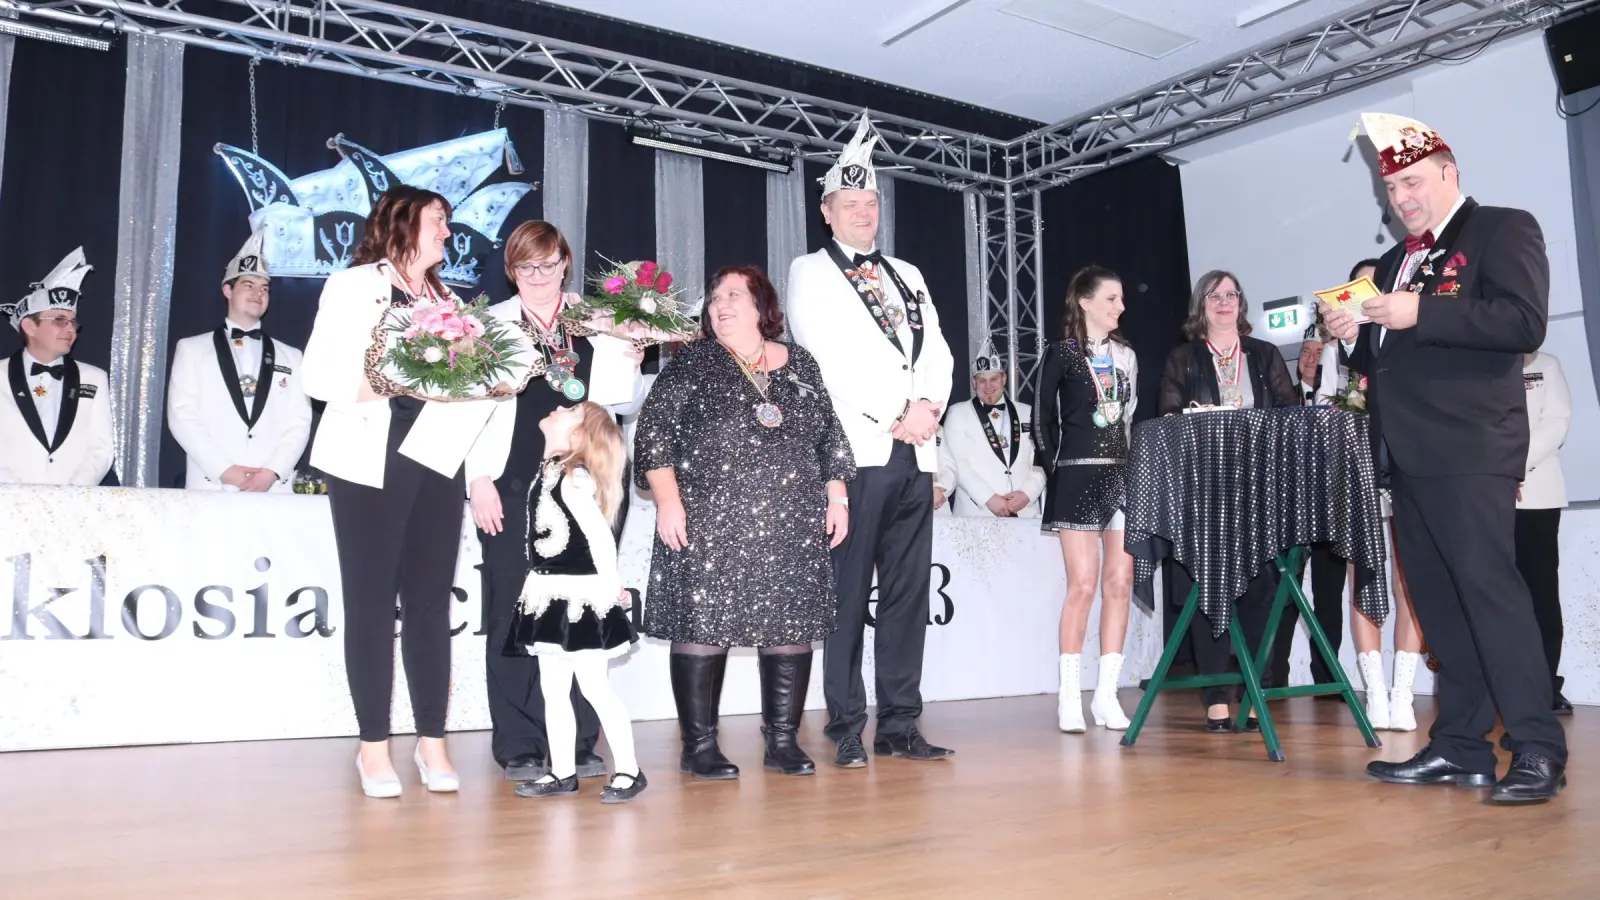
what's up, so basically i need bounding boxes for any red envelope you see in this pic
[1444,251,1467,268]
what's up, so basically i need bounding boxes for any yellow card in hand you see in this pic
[1315,275,1380,324]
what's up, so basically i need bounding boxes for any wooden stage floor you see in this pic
[2,692,1594,899]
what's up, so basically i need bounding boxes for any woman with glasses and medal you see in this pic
[634,264,855,781]
[1033,266,1139,734]
[466,220,646,790]
[1157,269,1299,733]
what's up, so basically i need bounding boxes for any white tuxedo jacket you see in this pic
[462,297,646,485]
[786,247,954,473]
[0,352,114,486]
[1519,351,1570,510]
[167,329,313,492]
[300,261,508,489]
[935,398,1046,518]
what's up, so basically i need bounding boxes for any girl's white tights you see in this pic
[540,653,639,782]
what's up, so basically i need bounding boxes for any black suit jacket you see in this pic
[1343,198,1548,479]
[1157,336,1300,415]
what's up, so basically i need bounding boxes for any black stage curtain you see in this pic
[1040,157,1191,423]
[161,48,545,487]
[0,41,127,370]
[585,120,658,372]
[701,159,767,284]
[803,161,831,254]
[894,180,970,402]
[406,0,1037,137]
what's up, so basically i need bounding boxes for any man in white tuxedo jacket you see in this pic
[167,230,311,492]
[1516,350,1572,713]
[787,115,955,766]
[0,247,114,487]
[934,341,1045,518]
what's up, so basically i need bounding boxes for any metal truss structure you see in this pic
[7,0,1596,395]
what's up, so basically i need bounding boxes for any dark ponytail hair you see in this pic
[1061,265,1129,350]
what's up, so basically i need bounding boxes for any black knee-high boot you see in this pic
[760,651,816,776]
[670,653,739,780]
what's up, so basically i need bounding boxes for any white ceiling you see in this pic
[536,0,1373,128]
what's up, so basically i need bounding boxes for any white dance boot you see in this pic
[1058,654,1086,733]
[1357,651,1391,730]
[1389,651,1420,732]
[1090,653,1131,731]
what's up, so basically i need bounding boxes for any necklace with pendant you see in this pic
[1086,339,1122,428]
[725,341,781,428]
[525,297,586,400]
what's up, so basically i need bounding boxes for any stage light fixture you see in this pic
[627,123,793,174]
[0,20,112,52]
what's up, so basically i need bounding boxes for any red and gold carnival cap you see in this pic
[1351,112,1451,177]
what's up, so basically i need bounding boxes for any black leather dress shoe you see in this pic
[873,730,953,760]
[833,734,868,769]
[1243,718,1261,733]
[600,770,648,804]
[1366,748,1495,787]
[503,753,546,782]
[576,749,608,779]
[1553,694,1575,716]
[1489,754,1566,804]
[1205,717,1234,734]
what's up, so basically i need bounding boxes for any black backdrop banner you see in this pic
[1041,156,1191,423]
[895,179,971,402]
[702,159,768,282]
[161,49,546,487]
[0,40,127,370]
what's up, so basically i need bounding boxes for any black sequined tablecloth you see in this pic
[1125,408,1389,636]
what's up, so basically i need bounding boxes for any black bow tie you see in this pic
[852,250,883,267]
[31,361,64,380]
[231,327,262,340]
[980,402,1007,414]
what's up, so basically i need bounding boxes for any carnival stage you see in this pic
[1,693,1596,898]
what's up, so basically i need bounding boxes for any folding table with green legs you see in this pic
[1118,408,1394,761]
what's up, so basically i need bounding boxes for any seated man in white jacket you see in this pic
[934,340,1045,517]
[0,248,114,487]
[1516,350,1572,714]
[167,229,312,492]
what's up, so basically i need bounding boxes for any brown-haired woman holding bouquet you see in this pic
[302,185,518,798]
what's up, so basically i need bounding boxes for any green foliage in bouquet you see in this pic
[1332,374,1368,414]
[382,293,525,399]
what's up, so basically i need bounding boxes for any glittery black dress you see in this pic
[1033,338,1138,531]
[633,339,856,647]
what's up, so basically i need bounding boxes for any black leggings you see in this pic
[1171,562,1279,708]
[327,417,465,742]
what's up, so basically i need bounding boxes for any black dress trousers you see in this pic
[479,486,599,766]
[1390,470,1566,770]
[824,441,933,743]
[1170,561,1279,708]
[1270,543,1347,687]
[1513,507,1564,696]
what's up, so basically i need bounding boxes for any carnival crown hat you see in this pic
[1,247,92,331]
[972,336,1004,377]
[223,227,271,287]
[1351,112,1452,178]
[821,113,883,197]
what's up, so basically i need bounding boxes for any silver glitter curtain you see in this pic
[111,34,184,487]
[878,174,896,258]
[964,191,985,364]
[542,109,589,284]
[766,165,807,309]
[0,35,13,195]
[654,151,705,311]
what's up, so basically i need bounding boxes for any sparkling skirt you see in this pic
[1043,461,1127,532]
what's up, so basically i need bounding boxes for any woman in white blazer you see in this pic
[1516,350,1572,714]
[301,185,506,798]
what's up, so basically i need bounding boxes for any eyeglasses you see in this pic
[514,260,565,277]
[1205,290,1243,303]
[33,315,79,330]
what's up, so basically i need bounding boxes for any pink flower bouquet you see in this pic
[562,257,699,347]
[376,292,535,400]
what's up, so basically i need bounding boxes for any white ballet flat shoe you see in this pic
[414,746,461,793]
[356,755,402,799]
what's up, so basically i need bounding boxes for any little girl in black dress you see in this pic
[508,402,644,803]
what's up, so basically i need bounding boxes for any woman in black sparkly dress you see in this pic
[1033,266,1139,735]
[633,264,855,780]
[1157,269,1299,733]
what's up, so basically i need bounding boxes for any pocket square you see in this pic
[1444,251,1468,268]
